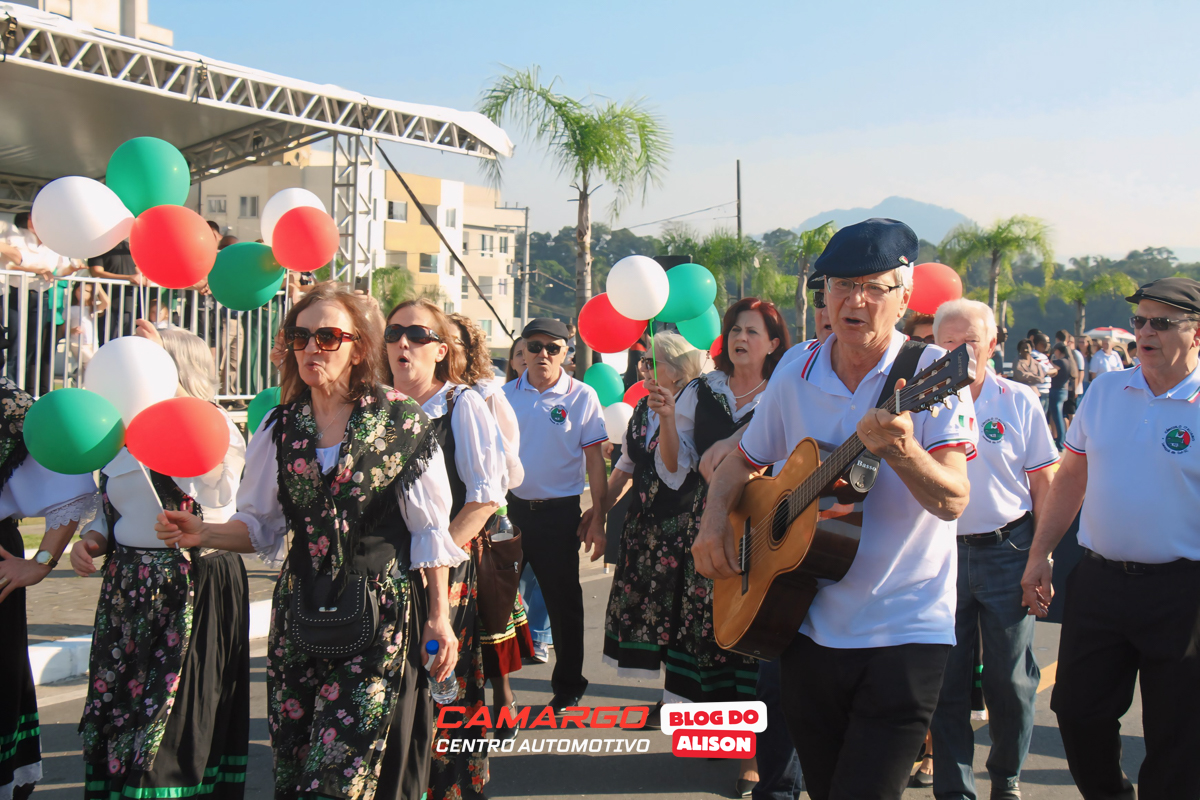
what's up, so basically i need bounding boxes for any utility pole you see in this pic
[736,159,744,300]
[497,201,531,333]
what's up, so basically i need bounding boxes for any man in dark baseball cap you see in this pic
[521,317,570,341]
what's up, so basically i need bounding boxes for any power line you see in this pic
[622,201,737,231]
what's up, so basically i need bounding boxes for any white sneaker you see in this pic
[532,643,550,663]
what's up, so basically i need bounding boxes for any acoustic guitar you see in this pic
[712,344,975,660]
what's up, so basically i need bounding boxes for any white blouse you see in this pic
[232,417,464,570]
[613,384,696,491]
[423,383,508,506]
[0,457,98,531]
[470,378,524,491]
[84,409,247,548]
[668,370,767,485]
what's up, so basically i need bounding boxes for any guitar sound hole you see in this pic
[771,496,790,543]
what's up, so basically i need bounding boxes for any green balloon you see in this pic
[24,388,125,474]
[657,263,718,322]
[106,137,191,216]
[677,304,722,350]
[247,386,281,436]
[208,243,286,311]
[583,363,624,407]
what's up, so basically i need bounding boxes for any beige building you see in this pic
[11,0,173,45]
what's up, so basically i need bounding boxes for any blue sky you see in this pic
[155,1,1200,258]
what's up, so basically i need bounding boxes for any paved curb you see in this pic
[30,599,274,686]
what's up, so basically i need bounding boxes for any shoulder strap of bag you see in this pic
[875,339,928,409]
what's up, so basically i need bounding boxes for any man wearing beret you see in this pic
[1021,277,1200,799]
[695,218,978,800]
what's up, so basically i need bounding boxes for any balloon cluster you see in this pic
[31,137,340,309]
[578,256,720,442]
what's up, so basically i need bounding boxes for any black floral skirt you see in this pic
[0,523,40,800]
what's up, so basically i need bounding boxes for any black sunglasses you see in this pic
[812,291,826,310]
[384,324,442,345]
[1130,315,1200,332]
[284,326,359,352]
[526,340,563,356]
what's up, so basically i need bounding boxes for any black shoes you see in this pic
[548,690,587,714]
[492,702,519,742]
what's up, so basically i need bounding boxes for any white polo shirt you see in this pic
[739,330,978,649]
[774,338,820,373]
[958,371,1059,535]
[503,367,607,500]
[1089,350,1124,377]
[1065,364,1200,563]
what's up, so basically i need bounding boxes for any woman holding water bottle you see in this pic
[386,301,509,800]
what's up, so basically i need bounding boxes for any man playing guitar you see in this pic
[693,218,978,800]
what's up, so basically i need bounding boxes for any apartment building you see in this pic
[11,0,174,45]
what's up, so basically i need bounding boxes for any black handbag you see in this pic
[288,572,379,659]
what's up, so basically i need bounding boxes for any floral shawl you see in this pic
[0,378,31,491]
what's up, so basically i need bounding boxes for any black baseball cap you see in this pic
[1125,277,1200,315]
[521,317,570,341]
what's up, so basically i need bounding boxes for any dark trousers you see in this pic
[507,494,588,697]
[753,658,803,800]
[1051,555,1200,800]
[780,633,950,800]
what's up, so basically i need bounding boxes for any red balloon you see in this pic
[126,397,230,478]
[271,206,339,272]
[578,293,647,353]
[709,336,723,358]
[623,381,649,407]
[908,262,964,315]
[129,205,218,289]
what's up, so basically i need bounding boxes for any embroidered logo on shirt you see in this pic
[549,405,568,425]
[957,414,976,431]
[1163,425,1193,454]
[982,418,1005,443]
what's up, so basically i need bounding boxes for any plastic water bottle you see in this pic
[490,506,515,542]
[425,640,459,705]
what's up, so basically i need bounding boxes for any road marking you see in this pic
[36,687,89,707]
[1037,661,1057,693]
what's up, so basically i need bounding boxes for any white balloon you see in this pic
[31,177,134,259]
[606,255,670,321]
[603,402,634,445]
[84,337,179,425]
[260,188,327,246]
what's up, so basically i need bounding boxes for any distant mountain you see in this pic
[792,197,973,245]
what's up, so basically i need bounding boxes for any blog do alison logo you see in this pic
[662,701,767,759]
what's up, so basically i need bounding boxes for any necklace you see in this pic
[731,377,767,400]
[316,403,351,440]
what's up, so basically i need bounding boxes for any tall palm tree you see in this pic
[779,221,836,341]
[940,215,1054,312]
[480,66,671,375]
[1040,257,1137,337]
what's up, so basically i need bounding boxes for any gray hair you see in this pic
[933,298,997,345]
[652,332,708,387]
[158,328,217,402]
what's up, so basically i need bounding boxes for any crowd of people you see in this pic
[0,217,1197,800]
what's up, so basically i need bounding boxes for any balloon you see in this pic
[126,397,230,478]
[606,255,669,321]
[260,188,328,247]
[577,293,646,353]
[106,137,191,216]
[208,243,286,311]
[246,386,281,436]
[271,206,340,272]
[24,389,125,474]
[603,402,634,445]
[30,177,134,259]
[623,381,649,407]
[84,336,179,425]
[583,362,624,407]
[710,336,723,358]
[677,305,722,350]
[657,263,718,322]
[908,262,964,315]
[129,205,218,289]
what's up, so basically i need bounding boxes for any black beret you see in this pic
[812,218,918,280]
[807,271,825,290]
[521,317,570,341]
[1125,277,1200,315]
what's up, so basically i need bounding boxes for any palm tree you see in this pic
[940,215,1054,312]
[1040,257,1137,337]
[779,221,836,341]
[480,66,671,375]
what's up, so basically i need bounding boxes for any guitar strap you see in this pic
[845,339,928,493]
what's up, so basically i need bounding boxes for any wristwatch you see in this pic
[33,550,60,569]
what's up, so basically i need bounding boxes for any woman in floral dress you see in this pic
[156,283,464,800]
[72,324,249,800]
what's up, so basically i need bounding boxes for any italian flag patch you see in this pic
[958,414,975,430]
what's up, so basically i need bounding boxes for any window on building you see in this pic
[479,319,492,337]
[419,204,439,226]
[500,236,509,254]
[387,201,408,222]
[207,196,227,214]
[444,302,455,314]
[239,196,259,218]
[461,276,469,299]
[462,233,469,255]
[419,253,438,273]
[478,276,493,299]
[481,234,494,254]
[384,252,409,269]
[448,257,454,275]
[445,208,457,228]
[499,279,508,296]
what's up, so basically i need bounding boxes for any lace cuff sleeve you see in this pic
[44,492,99,532]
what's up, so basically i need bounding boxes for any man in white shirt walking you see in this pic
[1087,337,1123,381]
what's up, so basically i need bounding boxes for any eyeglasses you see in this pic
[1130,315,1200,332]
[383,324,442,345]
[826,277,903,301]
[283,326,359,352]
[812,291,826,309]
[525,340,563,356]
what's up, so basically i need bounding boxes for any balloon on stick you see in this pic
[606,255,669,321]
[106,137,191,216]
[603,402,634,444]
[260,189,328,247]
[84,336,179,425]
[623,381,649,407]
[24,389,125,474]
[271,207,339,272]
[583,362,625,407]
[208,242,286,311]
[657,263,718,323]
[578,293,646,353]
[125,397,230,478]
[31,177,134,259]
[677,305,722,350]
[246,386,281,436]
[129,205,218,289]
[908,263,964,315]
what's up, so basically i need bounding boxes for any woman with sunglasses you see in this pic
[155,283,463,800]
[386,301,509,800]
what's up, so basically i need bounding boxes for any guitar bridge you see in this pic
[741,516,751,595]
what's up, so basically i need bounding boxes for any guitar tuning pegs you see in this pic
[943,397,954,409]
[930,406,940,418]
